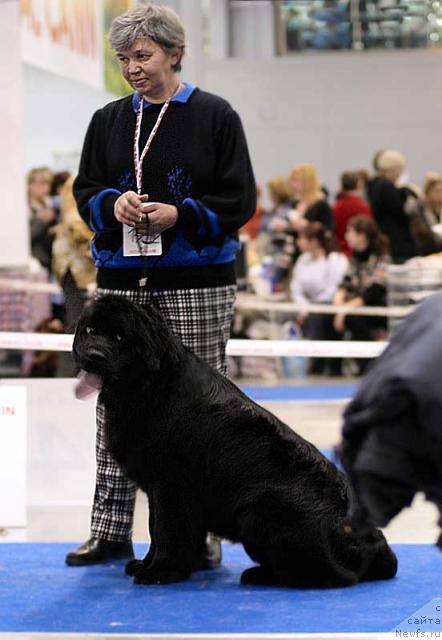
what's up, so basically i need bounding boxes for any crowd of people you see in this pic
[241,149,442,375]
[26,148,442,379]
[26,166,96,376]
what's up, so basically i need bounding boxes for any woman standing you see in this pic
[67,3,256,568]
[27,167,57,272]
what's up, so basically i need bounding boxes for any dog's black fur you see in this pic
[73,295,397,587]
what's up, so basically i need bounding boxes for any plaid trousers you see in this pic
[91,285,236,541]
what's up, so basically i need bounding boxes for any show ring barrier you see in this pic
[0,275,414,359]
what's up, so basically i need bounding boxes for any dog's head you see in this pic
[73,295,175,397]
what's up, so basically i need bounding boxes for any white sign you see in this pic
[21,0,103,89]
[0,387,27,527]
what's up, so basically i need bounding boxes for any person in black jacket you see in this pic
[66,3,256,567]
[339,290,442,550]
[366,149,417,263]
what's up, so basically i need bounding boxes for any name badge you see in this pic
[123,224,162,257]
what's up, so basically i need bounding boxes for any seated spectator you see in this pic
[289,164,333,232]
[241,184,265,241]
[366,150,417,263]
[50,171,71,222]
[408,177,442,256]
[333,171,372,255]
[423,176,442,229]
[28,167,57,272]
[260,176,296,292]
[333,215,390,372]
[291,222,348,374]
[52,176,96,375]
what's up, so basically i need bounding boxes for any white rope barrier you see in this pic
[235,293,412,318]
[0,277,62,294]
[227,339,387,359]
[0,332,73,351]
[0,279,412,317]
[0,332,387,359]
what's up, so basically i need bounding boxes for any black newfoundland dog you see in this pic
[73,295,397,587]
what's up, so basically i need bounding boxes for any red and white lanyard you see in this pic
[133,95,172,195]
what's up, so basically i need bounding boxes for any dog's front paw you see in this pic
[125,559,144,577]
[134,567,190,585]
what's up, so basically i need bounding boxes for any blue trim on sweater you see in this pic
[88,189,121,232]
[183,198,221,238]
[132,82,196,112]
[92,229,239,269]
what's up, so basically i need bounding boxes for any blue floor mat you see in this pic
[242,383,357,402]
[0,543,440,634]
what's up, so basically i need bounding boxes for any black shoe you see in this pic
[201,533,222,570]
[65,537,134,566]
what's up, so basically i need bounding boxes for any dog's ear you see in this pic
[131,304,179,372]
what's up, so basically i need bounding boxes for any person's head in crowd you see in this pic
[372,149,386,173]
[425,177,442,212]
[345,215,389,257]
[289,164,323,204]
[50,171,71,197]
[267,176,292,207]
[423,171,441,194]
[339,171,365,195]
[297,222,337,256]
[27,167,53,206]
[376,150,406,184]
[356,168,370,188]
[109,3,186,99]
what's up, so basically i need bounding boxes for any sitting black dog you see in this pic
[73,294,397,587]
[340,290,442,550]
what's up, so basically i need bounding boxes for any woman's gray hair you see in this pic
[109,3,186,72]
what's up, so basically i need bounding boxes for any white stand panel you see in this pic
[0,386,27,526]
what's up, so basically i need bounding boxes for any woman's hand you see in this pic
[296,313,306,328]
[138,202,178,235]
[289,209,307,232]
[114,191,145,226]
[37,206,56,224]
[333,313,346,333]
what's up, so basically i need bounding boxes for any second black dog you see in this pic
[73,294,397,587]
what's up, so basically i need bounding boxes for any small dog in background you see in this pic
[29,317,64,377]
[73,294,398,587]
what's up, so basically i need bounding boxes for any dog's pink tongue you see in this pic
[75,371,102,399]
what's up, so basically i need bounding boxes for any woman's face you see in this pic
[345,226,367,251]
[291,174,304,197]
[116,38,179,98]
[427,183,442,207]
[28,175,50,202]
[297,234,319,253]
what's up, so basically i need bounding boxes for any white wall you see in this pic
[24,63,116,171]
[0,1,28,267]
[204,49,442,196]
[24,48,442,197]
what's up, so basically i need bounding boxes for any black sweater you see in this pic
[74,84,256,290]
[367,176,416,263]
